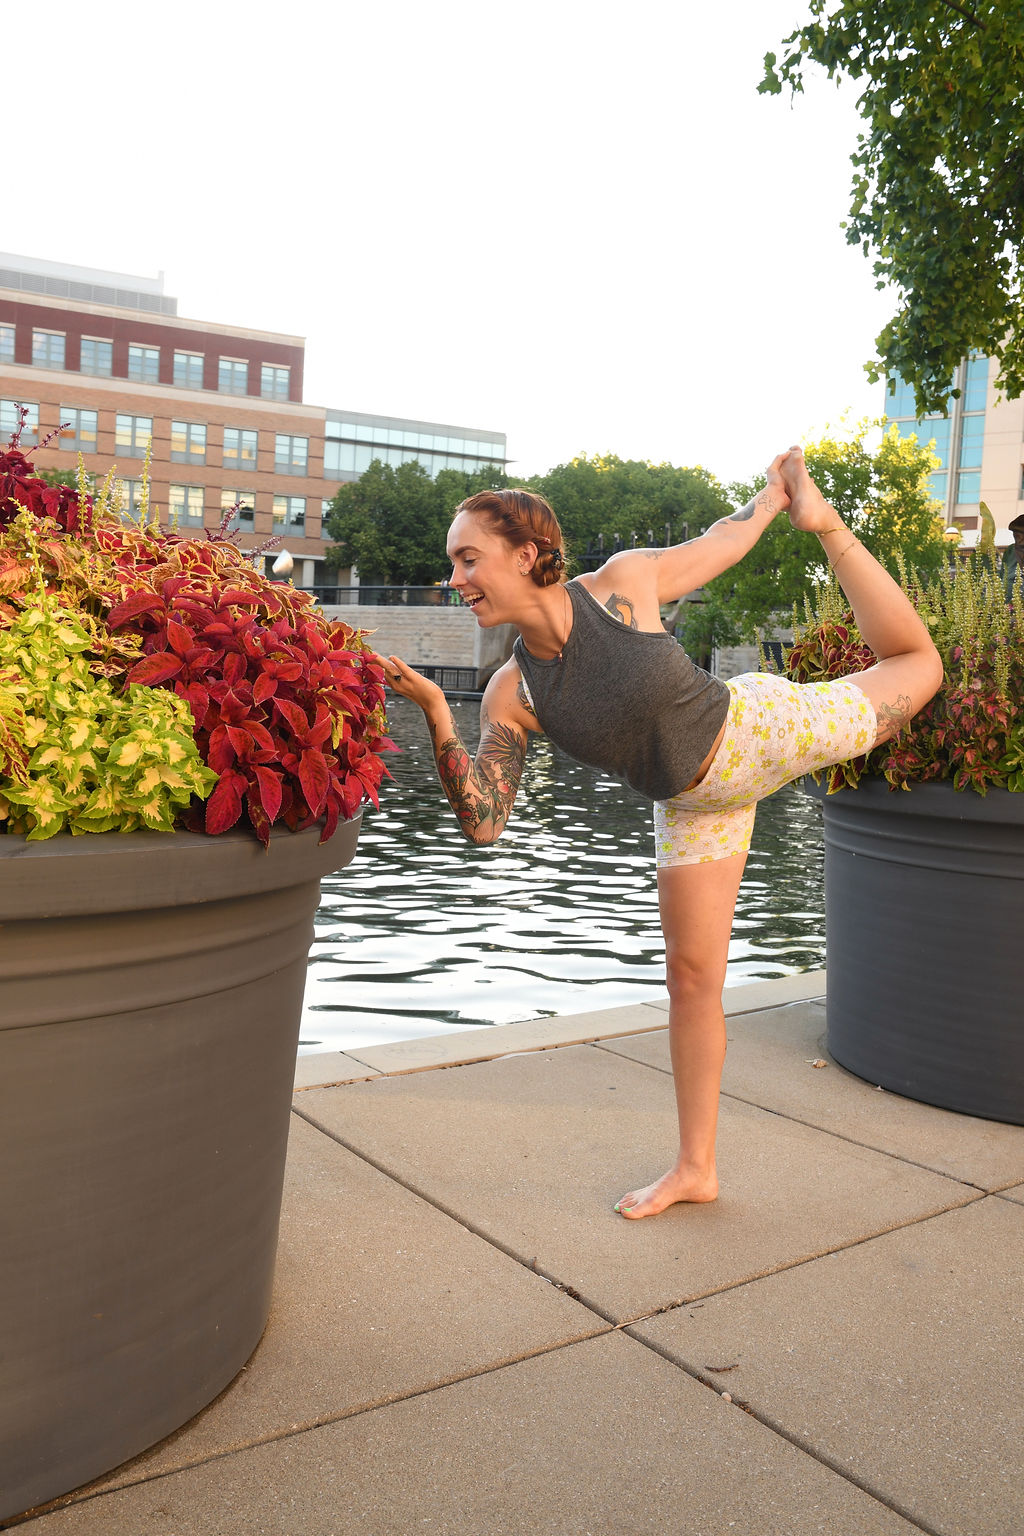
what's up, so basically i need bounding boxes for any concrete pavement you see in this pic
[6,972,1024,1535]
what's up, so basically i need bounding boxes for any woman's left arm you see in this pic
[592,452,792,609]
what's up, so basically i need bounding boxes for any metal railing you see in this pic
[415,665,480,691]
[304,585,463,607]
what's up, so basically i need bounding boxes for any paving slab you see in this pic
[293,1050,381,1089]
[335,1001,670,1079]
[998,1183,1024,1206]
[632,1196,1024,1536]
[40,1114,601,1513]
[16,1332,919,1536]
[298,1044,978,1325]
[720,969,827,1015]
[599,999,1024,1191]
[290,973,830,1090]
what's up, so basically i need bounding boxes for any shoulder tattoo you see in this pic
[605,592,638,628]
[515,679,537,717]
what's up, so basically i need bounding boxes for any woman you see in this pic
[378,448,943,1220]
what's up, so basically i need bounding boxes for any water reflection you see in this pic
[300,697,826,1053]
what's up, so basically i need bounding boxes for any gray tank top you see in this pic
[512,580,730,801]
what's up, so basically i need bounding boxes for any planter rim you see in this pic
[0,812,362,921]
[802,775,1024,823]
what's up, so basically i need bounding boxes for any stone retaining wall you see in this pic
[319,606,524,682]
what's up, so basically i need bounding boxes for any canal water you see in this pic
[299,697,827,1054]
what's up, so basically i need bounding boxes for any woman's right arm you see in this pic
[375,655,531,846]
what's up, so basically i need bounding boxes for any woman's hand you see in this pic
[370,652,445,712]
[763,450,793,516]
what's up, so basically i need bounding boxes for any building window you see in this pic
[128,344,160,383]
[218,357,249,395]
[274,434,308,475]
[58,407,98,456]
[0,325,15,364]
[959,414,985,470]
[169,484,205,526]
[80,337,113,377]
[171,420,207,464]
[956,470,981,505]
[119,478,145,522]
[115,414,153,458]
[223,426,258,473]
[928,472,948,503]
[173,350,204,389]
[260,364,290,401]
[272,495,305,532]
[963,354,989,413]
[1,398,38,447]
[221,488,255,530]
[32,329,65,369]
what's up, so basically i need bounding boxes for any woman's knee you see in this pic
[664,949,726,1004]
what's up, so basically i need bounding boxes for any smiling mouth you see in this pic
[462,591,484,610]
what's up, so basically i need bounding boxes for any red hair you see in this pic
[455,488,567,588]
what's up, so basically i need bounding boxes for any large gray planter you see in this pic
[813,778,1024,1123]
[0,817,361,1522]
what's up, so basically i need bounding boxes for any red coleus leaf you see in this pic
[252,765,283,824]
[275,697,311,737]
[213,588,262,609]
[253,671,279,705]
[179,681,210,726]
[298,748,330,817]
[205,769,246,834]
[108,591,166,628]
[128,651,184,686]
[245,783,272,849]
[226,725,257,759]
[166,619,196,657]
[245,719,277,753]
[222,650,247,686]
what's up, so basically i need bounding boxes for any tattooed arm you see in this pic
[431,704,527,845]
[375,653,535,845]
[583,451,794,612]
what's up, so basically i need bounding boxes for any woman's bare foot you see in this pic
[614,1164,719,1220]
[782,445,846,536]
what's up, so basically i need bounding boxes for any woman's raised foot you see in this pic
[782,446,845,536]
[614,1165,719,1220]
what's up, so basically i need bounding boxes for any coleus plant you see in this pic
[782,553,1024,795]
[0,421,392,843]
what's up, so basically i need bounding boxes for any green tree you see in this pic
[760,2,1024,412]
[526,454,732,563]
[324,459,507,584]
[687,425,949,649]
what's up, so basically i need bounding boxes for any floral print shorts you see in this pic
[653,672,877,868]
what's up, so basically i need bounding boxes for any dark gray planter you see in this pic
[812,778,1024,1123]
[0,817,361,1522]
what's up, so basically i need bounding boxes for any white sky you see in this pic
[13,0,893,486]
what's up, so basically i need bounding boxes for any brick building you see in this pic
[0,253,506,588]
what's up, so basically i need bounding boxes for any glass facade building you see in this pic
[884,354,990,523]
[324,411,506,482]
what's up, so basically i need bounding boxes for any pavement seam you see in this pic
[614,1194,994,1332]
[590,1041,1018,1193]
[289,1102,624,1328]
[291,1104,986,1330]
[618,1325,946,1536]
[8,1337,616,1527]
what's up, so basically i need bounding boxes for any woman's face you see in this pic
[446,511,527,625]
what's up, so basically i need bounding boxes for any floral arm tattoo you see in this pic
[432,708,527,843]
